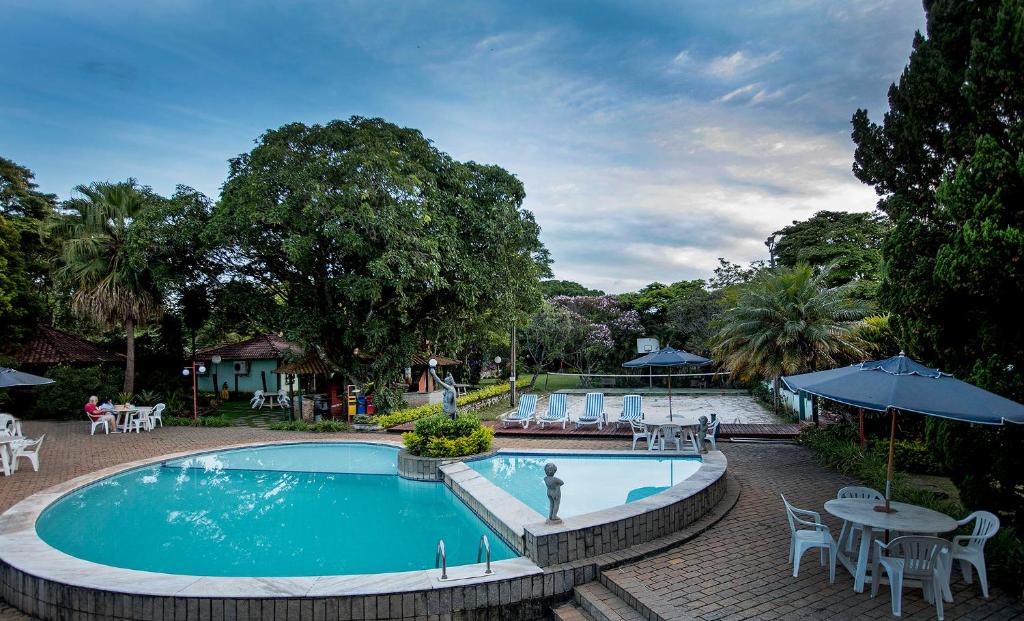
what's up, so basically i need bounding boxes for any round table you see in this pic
[824,498,957,592]
[639,416,702,453]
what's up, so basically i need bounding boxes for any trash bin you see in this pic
[313,395,329,421]
[366,395,375,416]
[356,394,367,414]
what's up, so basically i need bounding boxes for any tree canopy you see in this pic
[769,210,889,288]
[851,0,1024,526]
[211,117,549,399]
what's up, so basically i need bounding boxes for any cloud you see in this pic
[706,50,782,78]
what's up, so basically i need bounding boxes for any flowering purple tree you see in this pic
[547,295,643,372]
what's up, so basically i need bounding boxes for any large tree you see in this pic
[212,117,548,406]
[769,210,889,288]
[48,181,162,393]
[713,265,869,396]
[851,0,1024,521]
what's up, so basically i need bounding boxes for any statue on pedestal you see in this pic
[544,462,564,524]
[428,361,458,420]
[697,415,709,454]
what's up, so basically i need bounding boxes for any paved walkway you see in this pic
[608,443,1023,620]
[0,421,1019,620]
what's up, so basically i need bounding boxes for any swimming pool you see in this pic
[35,443,517,577]
[467,453,702,518]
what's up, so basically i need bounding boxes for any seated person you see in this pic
[84,395,117,433]
[98,397,115,412]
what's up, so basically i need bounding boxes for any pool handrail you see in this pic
[436,539,447,580]
[478,535,493,575]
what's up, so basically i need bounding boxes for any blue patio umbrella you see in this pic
[782,352,1024,511]
[623,346,712,421]
[0,367,55,388]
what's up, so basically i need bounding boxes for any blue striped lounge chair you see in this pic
[575,392,606,430]
[500,394,538,429]
[537,393,569,429]
[616,394,644,429]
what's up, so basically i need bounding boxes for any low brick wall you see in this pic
[443,449,728,569]
[398,450,495,481]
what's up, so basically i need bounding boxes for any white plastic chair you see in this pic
[86,411,109,435]
[500,394,537,428]
[871,536,951,620]
[149,403,166,428]
[629,419,651,450]
[781,494,836,583]
[537,394,569,429]
[277,389,290,410]
[703,417,721,450]
[616,395,643,429]
[130,408,152,432]
[250,390,265,409]
[0,414,22,437]
[950,511,999,598]
[655,424,684,451]
[575,393,605,430]
[11,435,45,472]
[836,486,885,554]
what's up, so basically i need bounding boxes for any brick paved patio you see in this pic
[0,421,1020,620]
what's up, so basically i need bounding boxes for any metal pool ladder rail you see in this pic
[478,535,493,575]
[436,539,447,579]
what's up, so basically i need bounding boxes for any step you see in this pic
[552,601,594,621]
[598,570,691,621]
[574,582,646,621]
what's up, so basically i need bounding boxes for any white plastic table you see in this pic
[824,498,957,593]
[639,415,702,453]
[113,407,141,433]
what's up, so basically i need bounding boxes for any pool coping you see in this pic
[443,448,728,567]
[0,438,544,599]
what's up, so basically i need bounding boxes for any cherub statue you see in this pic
[544,462,564,524]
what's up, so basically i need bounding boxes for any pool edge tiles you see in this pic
[0,440,545,598]
[35,442,518,577]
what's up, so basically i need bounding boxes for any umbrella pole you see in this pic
[858,408,865,450]
[876,407,897,513]
[668,369,673,422]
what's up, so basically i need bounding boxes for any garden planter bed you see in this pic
[397,448,494,481]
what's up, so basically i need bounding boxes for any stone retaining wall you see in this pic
[398,450,495,481]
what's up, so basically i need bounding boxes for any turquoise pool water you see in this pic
[36,443,516,577]
[468,453,701,517]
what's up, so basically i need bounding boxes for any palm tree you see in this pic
[48,181,161,394]
[713,265,870,406]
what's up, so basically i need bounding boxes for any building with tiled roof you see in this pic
[194,334,303,395]
[14,325,124,367]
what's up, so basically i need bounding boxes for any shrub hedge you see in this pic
[375,379,530,429]
[163,415,233,427]
[267,419,352,432]
[402,413,494,458]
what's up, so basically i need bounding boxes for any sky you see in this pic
[0,0,925,293]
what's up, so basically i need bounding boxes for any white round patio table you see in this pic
[639,415,702,453]
[824,498,957,593]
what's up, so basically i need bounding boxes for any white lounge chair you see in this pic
[537,394,569,429]
[629,419,651,450]
[836,486,885,554]
[250,390,265,409]
[951,511,1000,598]
[149,403,166,428]
[501,394,538,428]
[616,394,643,429]
[11,434,45,472]
[872,536,951,620]
[575,393,605,430]
[782,494,836,583]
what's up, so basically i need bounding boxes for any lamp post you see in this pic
[182,361,207,420]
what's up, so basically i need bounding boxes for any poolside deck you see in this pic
[388,420,802,440]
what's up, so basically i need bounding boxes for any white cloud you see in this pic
[706,50,782,78]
